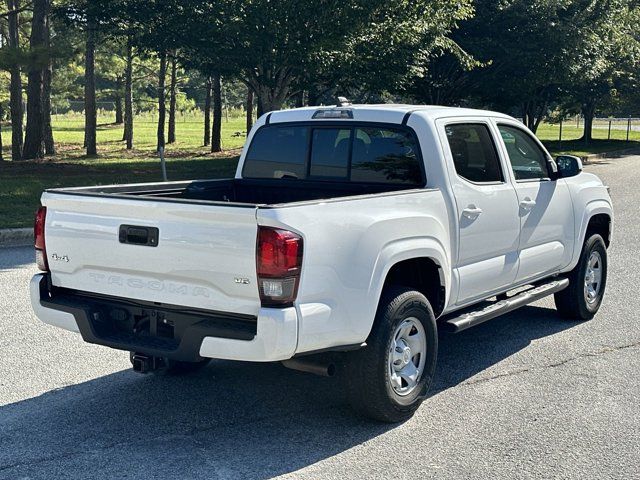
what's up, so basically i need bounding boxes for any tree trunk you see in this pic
[22,0,48,160]
[307,86,320,106]
[157,50,167,152]
[43,13,54,155]
[203,76,212,146]
[521,96,548,134]
[254,83,290,113]
[167,54,177,144]
[294,90,304,108]
[115,94,123,124]
[526,113,536,132]
[84,14,97,156]
[522,102,535,132]
[7,0,23,160]
[259,97,283,114]
[43,59,55,155]
[123,36,133,149]
[582,100,596,146]
[246,88,254,134]
[531,100,546,134]
[0,104,4,161]
[256,98,264,118]
[522,103,530,129]
[211,74,222,153]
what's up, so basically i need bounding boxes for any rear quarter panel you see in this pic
[258,189,451,353]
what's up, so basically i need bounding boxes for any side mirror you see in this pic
[555,155,583,178]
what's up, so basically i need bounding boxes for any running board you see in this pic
[444,278,570,333]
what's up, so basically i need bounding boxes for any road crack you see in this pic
[461,341,640,388]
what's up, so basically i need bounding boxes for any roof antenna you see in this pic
[336,96,351,107]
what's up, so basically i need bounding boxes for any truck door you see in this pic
[440,120,521,305]
[494,122,574,282]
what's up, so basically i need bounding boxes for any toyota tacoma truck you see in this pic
[30,104,613,422]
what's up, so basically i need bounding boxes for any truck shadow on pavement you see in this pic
[1,305,576,479]
[432,305,578,393]
[0,246,35,270]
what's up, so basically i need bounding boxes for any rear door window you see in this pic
[445,123,503,183]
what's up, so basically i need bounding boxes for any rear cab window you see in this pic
[242,126,309,180]
[243,123,425,186]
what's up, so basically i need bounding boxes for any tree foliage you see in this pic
[2,0,640,158]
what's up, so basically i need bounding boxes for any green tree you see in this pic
[4,0,24,160]
[23,0,51,160]
[562,0,640,143]
[95,45,127,124]
[55,0,105,155]
[181,0,471,113]
[440,0,640,140]
[446,1,575,132]
[335,0,474,99]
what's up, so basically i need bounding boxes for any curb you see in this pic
[0,228,32,248]
[582,146,640,164]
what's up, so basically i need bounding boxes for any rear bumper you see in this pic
[30,274,297,362]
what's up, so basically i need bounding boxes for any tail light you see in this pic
[34,206,49,272]
[256,226,303,306]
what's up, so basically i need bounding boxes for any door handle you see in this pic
[519,198,537,211]
[462,205,483,219]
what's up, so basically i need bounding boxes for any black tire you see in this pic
[346,286,438,423]
[554,234,608,320]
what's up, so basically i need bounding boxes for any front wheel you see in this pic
[345,287,438,423]
[554,234,608,320]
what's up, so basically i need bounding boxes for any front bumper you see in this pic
[30,274,298,362]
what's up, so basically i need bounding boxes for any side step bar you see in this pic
[444,278,570,333]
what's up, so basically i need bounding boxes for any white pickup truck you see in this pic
[30,104,612,422]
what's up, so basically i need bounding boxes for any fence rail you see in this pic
[547,116,640,143]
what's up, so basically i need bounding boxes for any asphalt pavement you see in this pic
[1,156,639,479]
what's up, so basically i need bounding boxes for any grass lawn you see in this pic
[1,114,639,229]
[0,114,243,228]
[536,121,640,157]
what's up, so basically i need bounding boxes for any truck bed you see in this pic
[49,178,411,207]
[39,177,423,317]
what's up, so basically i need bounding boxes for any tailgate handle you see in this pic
[119,225,159,247]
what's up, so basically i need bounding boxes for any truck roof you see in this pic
[265,104,516,125]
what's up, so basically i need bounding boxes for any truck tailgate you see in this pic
[41,192,261,316]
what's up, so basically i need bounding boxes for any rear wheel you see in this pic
[554,234,608,320]
[346,286,437,423]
